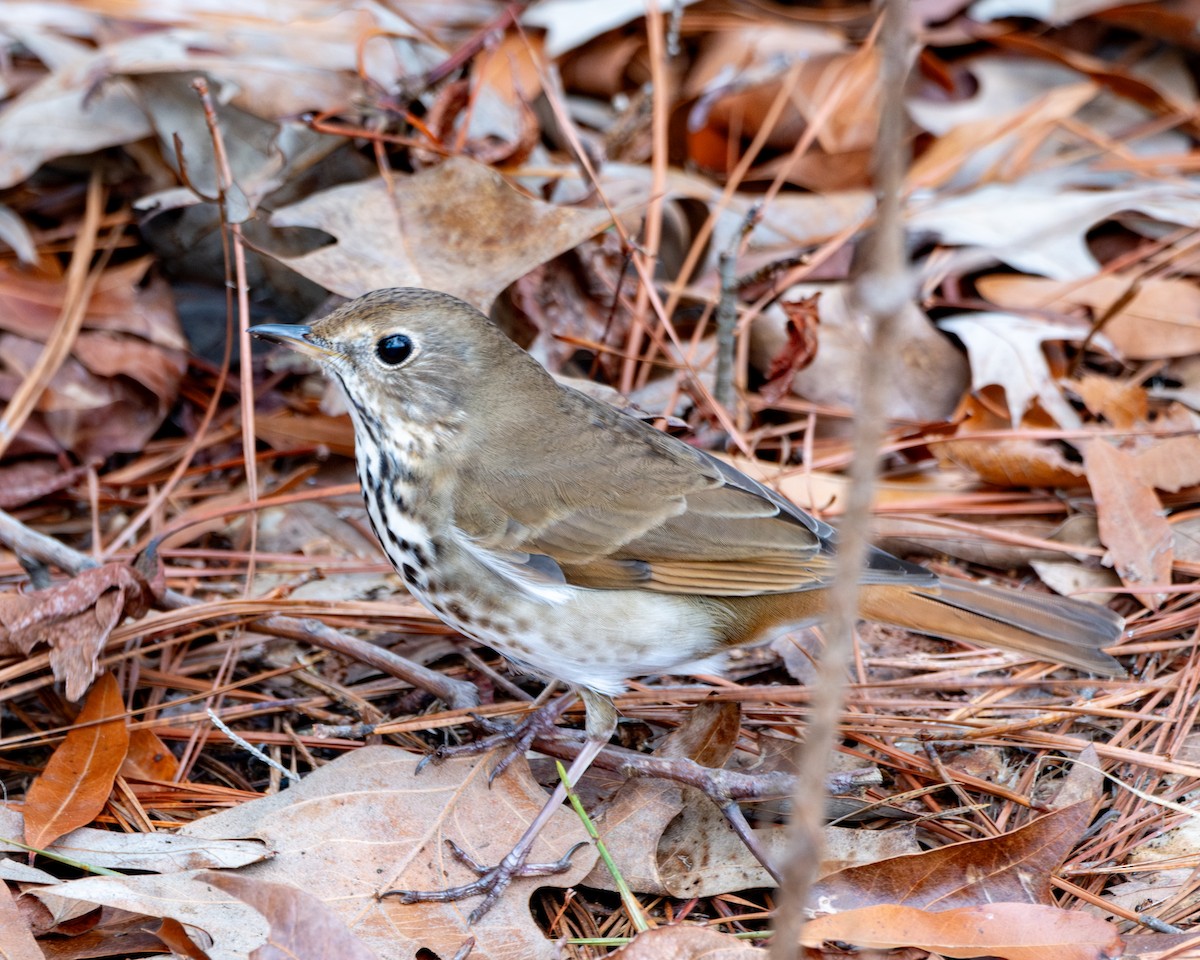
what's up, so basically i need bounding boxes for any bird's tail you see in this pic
[857,578,1126,676]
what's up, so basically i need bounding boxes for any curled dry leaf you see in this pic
[934,400,1087,488]
[0,561,161,700]
[752,285,968,421]
[23,672,129,851]
[761,294,820,404]
[802,901,1123,960]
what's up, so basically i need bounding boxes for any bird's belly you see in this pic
[418,578,725,696]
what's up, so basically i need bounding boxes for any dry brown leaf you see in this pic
[177,745,594,960]
[0,561,160,700]
[267,157,615,311]
[937,433,1087,488]
[24,673,130,851]
[812,801,1094,911]
[978,273,1200,360]
[1070,374,1149,429]
[610,924,758,958]
[1130,433,1200,494]
[802,902,1123,960]
[1085,440,1173,608]
[206,872,380,960]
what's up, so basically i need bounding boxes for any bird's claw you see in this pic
[381,838,588,923]
[414,700,571,785]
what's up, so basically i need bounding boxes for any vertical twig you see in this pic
[768,0,913,956]
[191,78,259,591]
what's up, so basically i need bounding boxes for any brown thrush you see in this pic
[250,288,1124,919]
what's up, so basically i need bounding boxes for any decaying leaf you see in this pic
[23,673,130,851]
[0,561,161,700]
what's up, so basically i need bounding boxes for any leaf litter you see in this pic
[0,0,1198,957]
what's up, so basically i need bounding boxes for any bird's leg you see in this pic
[416,686,573,784]
[384,690,616,923]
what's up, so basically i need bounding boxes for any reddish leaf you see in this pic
[802,902,1123,960]
[762,294,821,403]
[24,672,130,850]
[811,801,1093,911]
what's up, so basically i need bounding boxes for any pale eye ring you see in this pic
[376,334,413,366]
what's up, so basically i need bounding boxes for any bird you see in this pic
[249,287,1124,920]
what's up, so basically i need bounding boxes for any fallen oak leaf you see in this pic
[801,902,1123,960]
[267,156,615,312]
[0,559,161,700]
[23,672,130,851]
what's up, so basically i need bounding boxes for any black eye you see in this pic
[376,333,413,366]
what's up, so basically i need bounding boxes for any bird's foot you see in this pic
[416,696,574,784]
[382,838,587,924]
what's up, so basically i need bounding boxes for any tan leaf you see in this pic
[24,673,130,850]
[177,745,594,960]
[802,902,1123,960]
[978,273,1200,360]
[206,872,380,960]
[1085,440,1174,608]
[267,157,615,311]
[1070,374,1149,430]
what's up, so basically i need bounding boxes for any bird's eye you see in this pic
[376,333,414,366]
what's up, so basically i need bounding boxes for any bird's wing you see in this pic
[453,384,929,596]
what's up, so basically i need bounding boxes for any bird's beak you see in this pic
[248,324,334,360]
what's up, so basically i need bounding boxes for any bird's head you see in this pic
[250,288,523,435]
